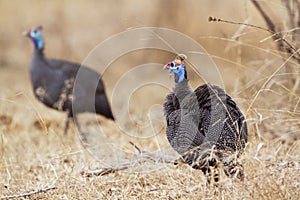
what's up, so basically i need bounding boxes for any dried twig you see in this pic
[81,164,131,177]
[250,0,276,32]
[208,16,272,33]
[250,0,300,90]
[0,186,56,199]
[208,16,299,59]
[129,141,142,154]
[81,142,178,177]
[250,0,300,59]
[209,5,300,93]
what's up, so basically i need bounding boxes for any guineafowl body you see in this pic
[163,55,248,182]
[24,26,114,140]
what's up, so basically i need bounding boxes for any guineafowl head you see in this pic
[163,54,187,83]
[23,26,44,50]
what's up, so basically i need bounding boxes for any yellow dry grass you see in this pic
[0,0,300,199]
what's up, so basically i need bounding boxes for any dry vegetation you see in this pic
[0,0,300,199]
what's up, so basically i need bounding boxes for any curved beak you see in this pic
[22,30,31,37]
[163,62,171,70]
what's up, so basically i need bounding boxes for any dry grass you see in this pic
[1,0,300,199]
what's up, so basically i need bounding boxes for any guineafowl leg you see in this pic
[223,160,245,181]
[73,115,88,143]
[64,112,72,135]
[198,157,220,185]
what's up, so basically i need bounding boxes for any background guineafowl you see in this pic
[23,26,114,142]
[163,54,248,183]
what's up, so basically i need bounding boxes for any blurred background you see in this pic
[1,0,299,147]
[1,0,300,198]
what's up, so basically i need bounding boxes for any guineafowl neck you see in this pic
[30,48,47,89]
[30,48,47,73]
[173,79,192,101]
[33,48,44,57]
[33,48,45,60]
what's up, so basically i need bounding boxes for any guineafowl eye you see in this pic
[31,31,37,37]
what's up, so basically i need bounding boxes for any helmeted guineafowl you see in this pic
[163,54,248,182]
[23,26,114,141]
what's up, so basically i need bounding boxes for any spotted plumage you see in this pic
[24,26,114,141]
[163,55,248,182]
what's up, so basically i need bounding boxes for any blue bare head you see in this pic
[23,26,44,50]
[163,54,187,83]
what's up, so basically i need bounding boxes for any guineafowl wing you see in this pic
[164,93,205,154]
[47,59,113,118]
[194,84,248,152]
